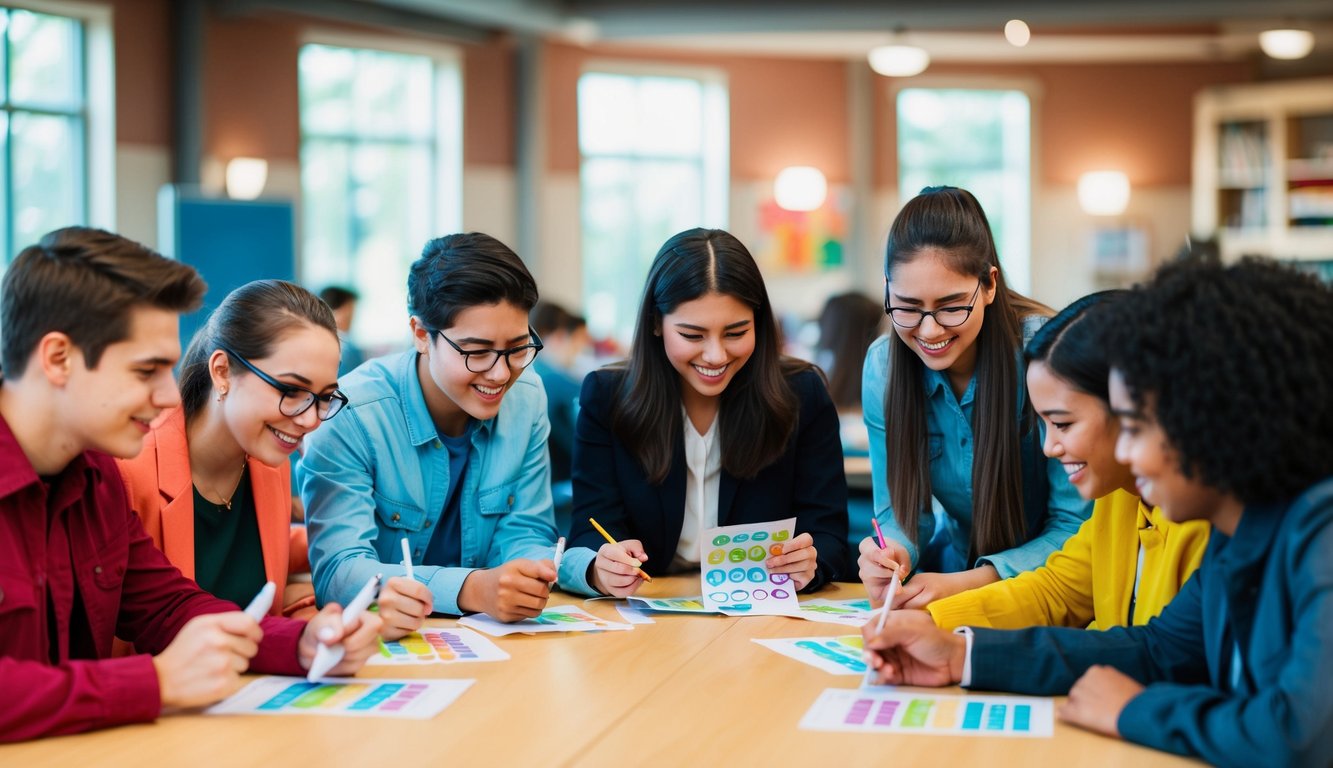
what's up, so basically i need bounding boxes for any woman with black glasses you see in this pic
[858,186,1091,611]
[117,279,346,619]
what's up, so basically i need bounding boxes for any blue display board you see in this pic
[158,186,295,347]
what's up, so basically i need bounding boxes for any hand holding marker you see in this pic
[307,573,382,681]
[242,581,276,623]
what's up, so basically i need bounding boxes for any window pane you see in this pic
[579,73,636,155]
[11,112,82,249]
[300,139,354,288]
[634,77,702,156]
[299,45,356,135]
[8,10,81,109]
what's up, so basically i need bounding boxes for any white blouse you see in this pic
[674,409,721,568]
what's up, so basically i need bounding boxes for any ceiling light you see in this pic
[1078,171,1130,216]
[774,166,827,212]
[1259,29,1315,60]
[1005,20,1031,48]
[225,157,268,200]
[868,45,930,77]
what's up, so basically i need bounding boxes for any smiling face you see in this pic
[1109,369,1230,523]
[886,251,996,384]
[61,305,183,459]
[1027,360,1132,500]
[217,323,341,466]
[412,300,532,437]
[660,291,756,407]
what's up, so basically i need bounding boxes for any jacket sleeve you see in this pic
[968,565,1209,695]
[1117,497,1333,767]
[564,371,628,595]
[0,654,162,742]
[928,511,1098,630]
[789,370,850,590]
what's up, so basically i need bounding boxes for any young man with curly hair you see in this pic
[860,257,1333,767]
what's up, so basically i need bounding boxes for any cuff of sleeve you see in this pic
[975,555,1018,580]
[558,546,599,596]
[953,626,974,687]
[250,616,308,676]
[100,654,164,726]
[927,597,993,631]
[425,566,477,616]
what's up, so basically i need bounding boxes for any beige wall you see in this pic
[99,3,1268,318]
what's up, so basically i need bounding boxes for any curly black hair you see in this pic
[1100,257,1333,506]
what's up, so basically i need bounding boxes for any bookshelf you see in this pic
[1193,77,1333,262]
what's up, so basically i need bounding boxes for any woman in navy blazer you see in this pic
[564,228,849,596]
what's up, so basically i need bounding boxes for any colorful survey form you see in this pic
[700,517,799,615]
[206,677,473,720]
[752,635,867,675]
[459,604,634,637]
[800,688,1053,737]
[369,627,509,665]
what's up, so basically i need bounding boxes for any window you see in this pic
[298,40,461,348]
[0,2,111,266]
[897,88,1032,293]
[578,68,728,343]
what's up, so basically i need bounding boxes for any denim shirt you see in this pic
[300,350,595,615]
[860,318,1091,578]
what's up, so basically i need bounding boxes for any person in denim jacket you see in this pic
[302,233,590,636]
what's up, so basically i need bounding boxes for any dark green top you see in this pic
[192,466,265,607]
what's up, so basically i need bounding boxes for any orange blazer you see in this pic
[116,407,309,616]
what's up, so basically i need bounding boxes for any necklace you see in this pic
[200,459,247,511]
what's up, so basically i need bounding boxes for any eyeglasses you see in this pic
[428,326,544,374]
[219,346,349,421]
[884,279,984,329]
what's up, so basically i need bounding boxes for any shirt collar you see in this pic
[1221,498,1285,571]
[923,366,976,406]
[0,410,96,507]
[397,350,493,447]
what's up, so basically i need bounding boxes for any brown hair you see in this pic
[882,187,1052,558]
[1,227,205,377]
[816,292,883,410]
[177,279,337,419]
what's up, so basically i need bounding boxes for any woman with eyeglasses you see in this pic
[562,228,850,597]
[858,186,1092,611]
[117,279,345,619]
[301,232,570,638]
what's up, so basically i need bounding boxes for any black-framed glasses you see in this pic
[884,279,984,329]
[428,326,544,373]
[219,346,349,421]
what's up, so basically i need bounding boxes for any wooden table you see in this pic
[1,578,1198,767]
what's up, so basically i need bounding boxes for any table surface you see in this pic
[1,578,1200,767]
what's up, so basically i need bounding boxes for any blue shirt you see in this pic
[423,423,471,569]
[860,318,1091,578]
[299,350,596,615]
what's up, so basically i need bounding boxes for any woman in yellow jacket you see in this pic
[925,291,1209,630]
[117,280,346,618]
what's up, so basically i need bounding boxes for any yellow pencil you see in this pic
[588,517,653,582]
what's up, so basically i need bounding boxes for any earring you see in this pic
[217,388,227,403]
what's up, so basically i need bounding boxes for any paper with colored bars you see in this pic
[458,604,634,637]
[753,635,867,675]
[206,677,473,719]
[792,598,876,627]
[700,517,799,615]
[800,688,1053,737]
[369,627,509,665]
[627,596,712,613]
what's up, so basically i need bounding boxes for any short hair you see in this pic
[177,280,338,419]
[1,227,205,377]
[1102,257,1333,505]
[318,285,359,311]
[531,301,585,337]
[407,233,538,331]
[1024,290,1127,403]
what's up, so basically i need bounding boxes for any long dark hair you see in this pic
[178,279,337,420]
[816,292,883,410]
[883,186,1052,558]
[1024,290,1127,402]
[613,228,811,484]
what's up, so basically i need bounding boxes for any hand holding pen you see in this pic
[378,537,434,640]
[589,517,652,597]
[302,574,385,681]
[859,517,911,609]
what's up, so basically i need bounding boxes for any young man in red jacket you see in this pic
[0,227,383,742]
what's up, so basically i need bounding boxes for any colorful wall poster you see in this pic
[700,517,800,615]
[206,677,473,720]
[800,688,1054,738]
[752,635,867,675]
[458,604,634,637]
[369,627,509,665]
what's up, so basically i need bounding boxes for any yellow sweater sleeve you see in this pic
[926,499,1104,630]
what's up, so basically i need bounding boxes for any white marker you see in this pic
[306,573,381,681]
[401,536,414,580]
[242,581,276,623]
[550,536,566,588]
[862,570,901,687]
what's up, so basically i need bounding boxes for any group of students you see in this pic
[0,185,1329,766]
